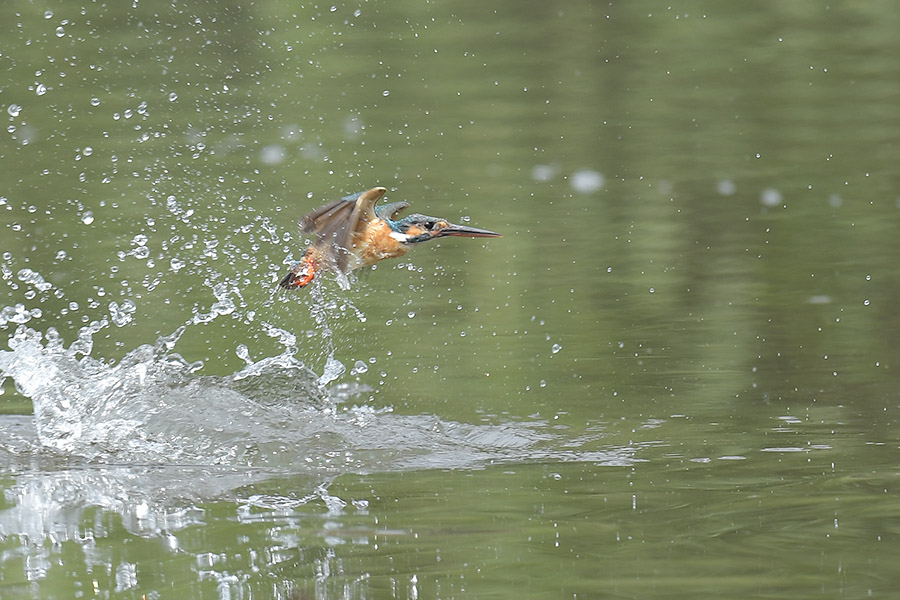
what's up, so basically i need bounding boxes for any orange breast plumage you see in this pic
[355,220,409,267]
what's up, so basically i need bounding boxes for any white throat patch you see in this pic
[389,231,411,242]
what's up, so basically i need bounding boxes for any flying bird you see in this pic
[279,187,501,289]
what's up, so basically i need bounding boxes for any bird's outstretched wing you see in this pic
[299,187,387,272]
[374,201,410,220]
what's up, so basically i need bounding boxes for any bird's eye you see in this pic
[423,221,434,230]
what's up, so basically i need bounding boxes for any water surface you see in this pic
[3,1,900,598]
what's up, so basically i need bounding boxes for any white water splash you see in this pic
[0,321,323,463]
[0,245,625,555]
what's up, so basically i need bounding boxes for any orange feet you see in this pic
[279,255,316,289]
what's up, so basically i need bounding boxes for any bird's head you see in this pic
[389,214,502,244]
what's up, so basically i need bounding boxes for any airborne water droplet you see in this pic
[109,299,136,327]
[532,164,558,182]
[551,343,562,354]
[81,210,94,225]
[235,344,252,364]
[760,188,783,207]
[716,179,736,196]
[570,169,604,194]
[169,257,185,272]
[319,357,346,386]
[351,360,368,375]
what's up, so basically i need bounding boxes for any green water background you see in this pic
[3,1,900,598]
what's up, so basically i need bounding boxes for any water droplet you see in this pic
[532,164,558,182]
[55,26,65,37]
[44,9,54,18]
[90,97,101,107]
[169,257,185,272]
[551,343,562,354]
[81,210,94,225]
[716,179,736,196]
[319,357,346,386]
[760,188,783,207]
[7,104,22,117]
[16,268,53,292]
[109,299,136,327]
[0,303,42,326]
[260,144,286,165]
[351,360,368,375]
[382,90,390,97]
[235,344,252,364]
[407,311,416,319]
[168,92,178,102]
[570,169,604,194]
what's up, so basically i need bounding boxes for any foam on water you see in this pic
[0,269,640,576]
[0,232,627,556]
[0,293,625,473]
[0,317,325,464]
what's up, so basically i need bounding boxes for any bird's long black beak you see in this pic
[439,222,502,238]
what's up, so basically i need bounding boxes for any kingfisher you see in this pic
[279,187,501,289]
